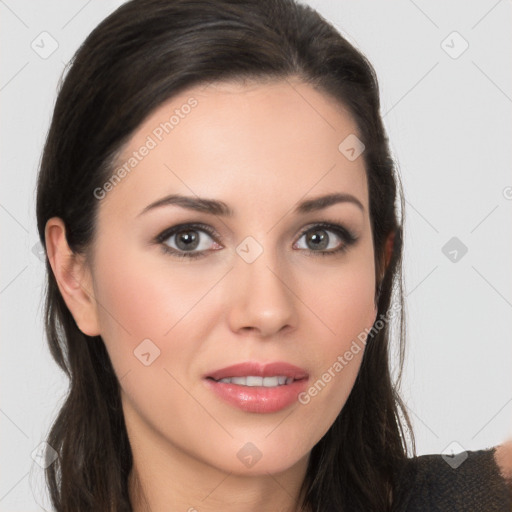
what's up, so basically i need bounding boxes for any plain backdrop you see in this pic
[1,0,511,510]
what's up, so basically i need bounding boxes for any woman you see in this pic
[36,0,512,510]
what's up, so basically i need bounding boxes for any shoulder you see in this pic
[394,444,512,512]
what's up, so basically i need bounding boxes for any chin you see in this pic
[201,433,312,477]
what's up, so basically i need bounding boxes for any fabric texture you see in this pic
[394,446,512,511]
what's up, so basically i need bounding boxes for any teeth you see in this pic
[216,375,294,387]
[232,376,249,385]
[247,376,263,386]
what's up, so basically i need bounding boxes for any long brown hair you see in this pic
[35,0,415,510]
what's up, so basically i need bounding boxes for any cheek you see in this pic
[295,250,377,424]
[90,242,222,377]
[90,246,223,437]
[304,250,377,347]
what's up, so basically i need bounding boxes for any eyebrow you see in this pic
[137,192,364,218]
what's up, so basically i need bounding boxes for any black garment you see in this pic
[395,447,512,511]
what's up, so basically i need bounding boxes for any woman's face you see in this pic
[71,79,377,476]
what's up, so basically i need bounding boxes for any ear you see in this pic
[384,231,395,270]
[376,231,396,303]
[44,217,101,337]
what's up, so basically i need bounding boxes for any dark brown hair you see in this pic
[36,0,415,510]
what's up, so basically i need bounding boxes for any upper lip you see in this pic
[205,362,309,381]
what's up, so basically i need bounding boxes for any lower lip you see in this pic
[204,378,309,413]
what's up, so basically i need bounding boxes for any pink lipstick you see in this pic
[203,361,309,413]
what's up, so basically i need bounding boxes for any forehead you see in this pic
[99,78,368,220]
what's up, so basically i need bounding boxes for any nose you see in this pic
[226,247,298,338]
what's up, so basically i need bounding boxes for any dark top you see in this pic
[395,446,512,511]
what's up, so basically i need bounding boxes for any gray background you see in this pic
[1,0,511,509]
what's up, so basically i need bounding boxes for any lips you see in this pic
[205,361,309,381]
[203,361,309,413]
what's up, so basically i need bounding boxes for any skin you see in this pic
[495,440,512,485]
[45,78,383,511]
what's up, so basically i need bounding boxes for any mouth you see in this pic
[203,361,309,413]
[207,375,296,387]
[205,361,308,384]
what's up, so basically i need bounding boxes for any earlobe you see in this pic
[44,217,101,337]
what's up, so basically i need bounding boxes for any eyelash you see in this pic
[153,221,358,259]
